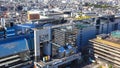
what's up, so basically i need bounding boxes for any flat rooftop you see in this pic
[90,31,120,49]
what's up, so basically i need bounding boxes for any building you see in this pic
[89,30,120,67]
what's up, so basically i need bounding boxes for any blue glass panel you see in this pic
[0,38,28,57]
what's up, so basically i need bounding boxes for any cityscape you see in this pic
[0,0,120,68]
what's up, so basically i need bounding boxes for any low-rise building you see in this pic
[89,30,120,67]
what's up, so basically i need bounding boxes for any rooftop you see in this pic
[90,31,120,48]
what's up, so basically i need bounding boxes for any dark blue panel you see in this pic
[6,28,16,37]
[26,37,34,50]
[0,38,28,57]
[16,24,36,28]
